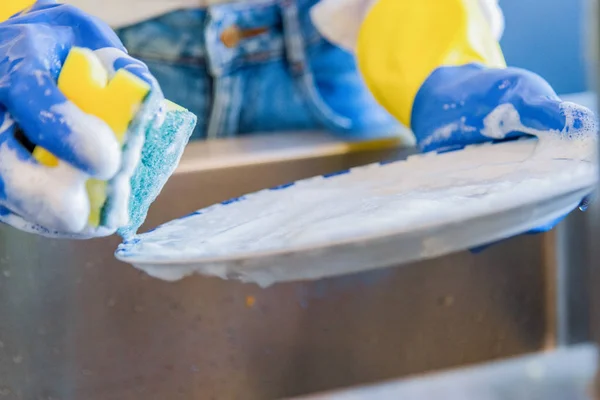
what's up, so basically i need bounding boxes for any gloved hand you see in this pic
[411,63,597,242]
[411,63,596,152]
[355,0,594,249]
[0,1,163,238]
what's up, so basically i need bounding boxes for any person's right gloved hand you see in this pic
[0,1,164,238]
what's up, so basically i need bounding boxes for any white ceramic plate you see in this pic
[116,136,596,287]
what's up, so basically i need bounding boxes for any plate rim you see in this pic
[116,139,596,267]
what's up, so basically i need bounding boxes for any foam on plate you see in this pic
[116,102,598,285]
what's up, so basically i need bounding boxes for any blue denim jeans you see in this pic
[116,0,402,141]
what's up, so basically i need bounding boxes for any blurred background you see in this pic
[501,0,588,95]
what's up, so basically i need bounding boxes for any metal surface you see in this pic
[294,345,599,400]
[552,211,592,346]
[547,92,597,346]
[0,132,565,399]
[552,0,600,348]
[589,0,600,358]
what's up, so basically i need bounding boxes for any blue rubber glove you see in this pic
[0,1,163,238]
[411,64,596,246]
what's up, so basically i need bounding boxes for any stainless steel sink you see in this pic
[0,132,576,399]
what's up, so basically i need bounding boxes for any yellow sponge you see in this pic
[33,47,151,227]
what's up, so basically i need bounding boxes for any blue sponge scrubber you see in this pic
[118,101,197,238]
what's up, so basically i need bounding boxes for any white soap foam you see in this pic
[2,100,125,235]
[0,140,90,232]
[94,47,127,78]
[480,103,526,139]
[421,116,478,149]
[52,102,121,180]
[104,122,145,229]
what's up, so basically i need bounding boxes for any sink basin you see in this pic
[0,132,572,399]
[295,345,598,400]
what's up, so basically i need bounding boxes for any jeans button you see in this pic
[221,25,243,48]
[221,25,269,48]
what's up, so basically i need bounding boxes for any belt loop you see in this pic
[205,6,242,77]
[204,6,243,138]
[204,11,224,77]
[278,0,352,130]
[279,0,307,76]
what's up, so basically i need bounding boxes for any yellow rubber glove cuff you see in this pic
[357,0,506,128]
[0,0,36,22]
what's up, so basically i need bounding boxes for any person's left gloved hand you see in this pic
[0,1,164,239]
[354,0,595,251]
[410,63,597,247]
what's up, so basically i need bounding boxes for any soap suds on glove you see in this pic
[0,100,121,234]
[53,101,122,180]
[0,139,89,233]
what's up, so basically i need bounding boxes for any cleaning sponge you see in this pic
[118,101,196,238]
[33,47,151,227]
[33,47,197,236]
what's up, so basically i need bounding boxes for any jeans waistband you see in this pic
[119,0,323,76]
